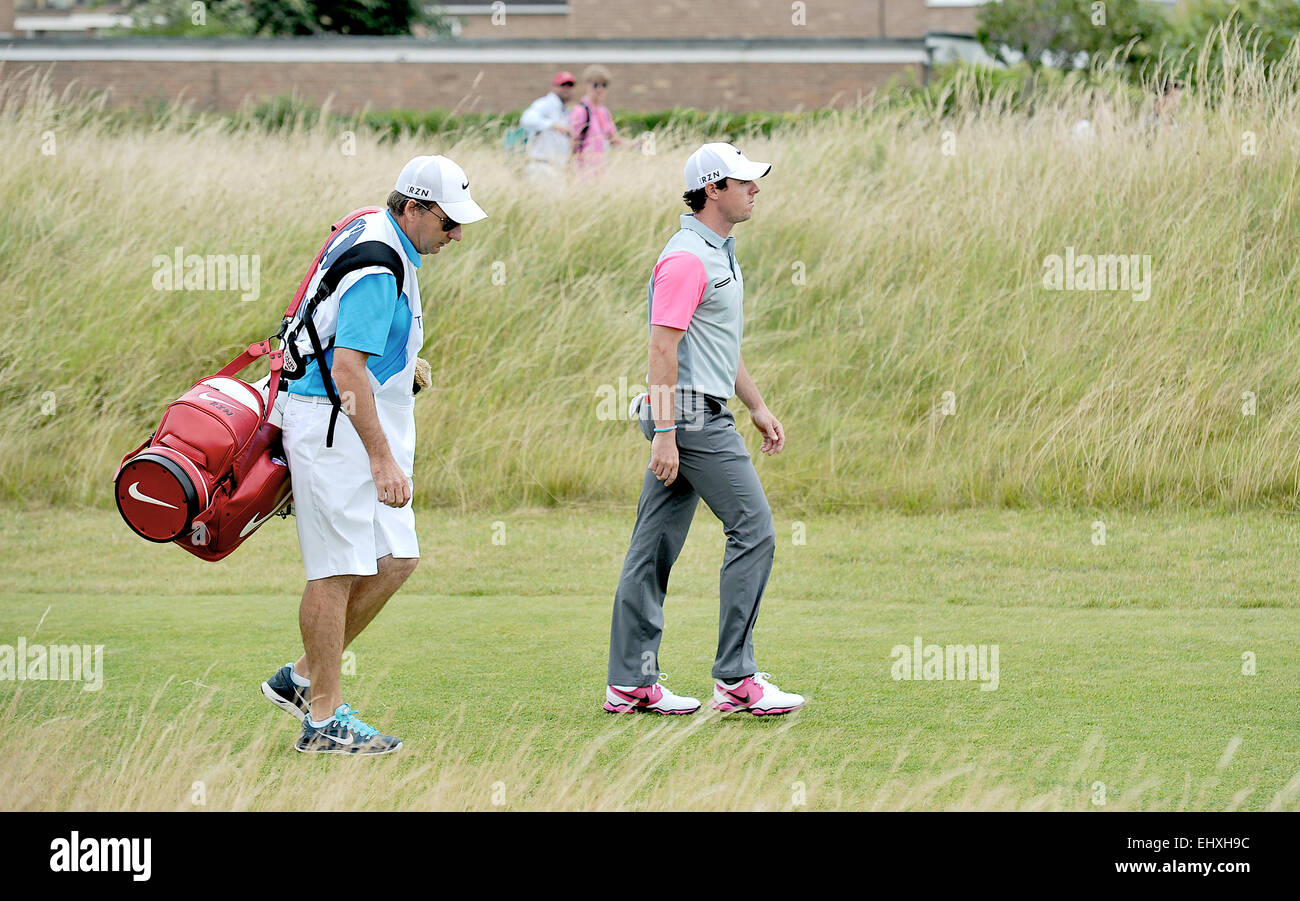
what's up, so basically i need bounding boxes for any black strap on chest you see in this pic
[281,240,406,447]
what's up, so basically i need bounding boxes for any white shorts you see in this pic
[281,393,419,581]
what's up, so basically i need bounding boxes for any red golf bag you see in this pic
[113,205,401,562]
[113,344,290,561]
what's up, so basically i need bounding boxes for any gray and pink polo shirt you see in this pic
[647,214,745,401]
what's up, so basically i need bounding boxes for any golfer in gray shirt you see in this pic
[604,143,806,717]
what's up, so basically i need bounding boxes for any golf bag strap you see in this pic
[302,304,343,448]
[215,339,273,382]
[283,239,408,372]
[317,240,406,309]
[290,240,405,448]
[215,340,282,400]
[264,348,283,417]
[281,207,383,322]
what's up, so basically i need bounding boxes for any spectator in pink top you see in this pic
[570,65,627,173]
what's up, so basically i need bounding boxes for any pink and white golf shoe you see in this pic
[711,672,805,715]
[604,678,701,715]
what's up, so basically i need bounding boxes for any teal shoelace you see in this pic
[334,704,379,740]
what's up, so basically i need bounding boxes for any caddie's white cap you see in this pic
[683,142,771,191]
[394,155,487,225]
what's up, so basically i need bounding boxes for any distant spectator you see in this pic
[1144,77,1183,132]
[520,71,575,184]
[569,65,627,174]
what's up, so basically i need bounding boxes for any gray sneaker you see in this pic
[294,704,402,756]
[260,663,310,721]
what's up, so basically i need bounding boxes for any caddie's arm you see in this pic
[328,271,410,508]
[736,353,785,455]
[648,325,684,486]
[332,349,411,508]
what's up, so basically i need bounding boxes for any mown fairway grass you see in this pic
[1,506,1297,810]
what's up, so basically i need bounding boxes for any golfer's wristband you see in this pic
[653,426,677,433]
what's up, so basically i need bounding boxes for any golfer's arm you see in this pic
[648,326,684,429]
[331,349,393,462]
[735,354,767,411]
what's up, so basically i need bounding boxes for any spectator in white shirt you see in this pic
[520,71,576,184]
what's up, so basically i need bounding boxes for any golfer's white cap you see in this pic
[394,155,487,225]
[683,142,771,191]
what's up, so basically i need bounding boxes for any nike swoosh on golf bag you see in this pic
[113,207,401,562]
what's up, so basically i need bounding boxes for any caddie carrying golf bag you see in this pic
[114,206,405,561]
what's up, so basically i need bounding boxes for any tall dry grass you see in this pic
[5,677,1294,810]
[3,28,1300,513]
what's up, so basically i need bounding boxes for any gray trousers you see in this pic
[607,394,776,687]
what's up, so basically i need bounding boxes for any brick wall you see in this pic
[566,0,885,38]
[1,0,972,114]
[885,3,979,38]
[453,11,573,39]
[5,0,983,40]
[12,57,915,113]
[453,1,980,40]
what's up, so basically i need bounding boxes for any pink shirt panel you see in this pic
[649,251,707,330]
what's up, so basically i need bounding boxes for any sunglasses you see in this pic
[417,201,459,233]
[559,81,575,87]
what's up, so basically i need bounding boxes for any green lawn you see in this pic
[1,505,1297,810]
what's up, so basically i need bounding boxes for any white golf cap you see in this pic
[394,154,487,225]
[683,142,772,191]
